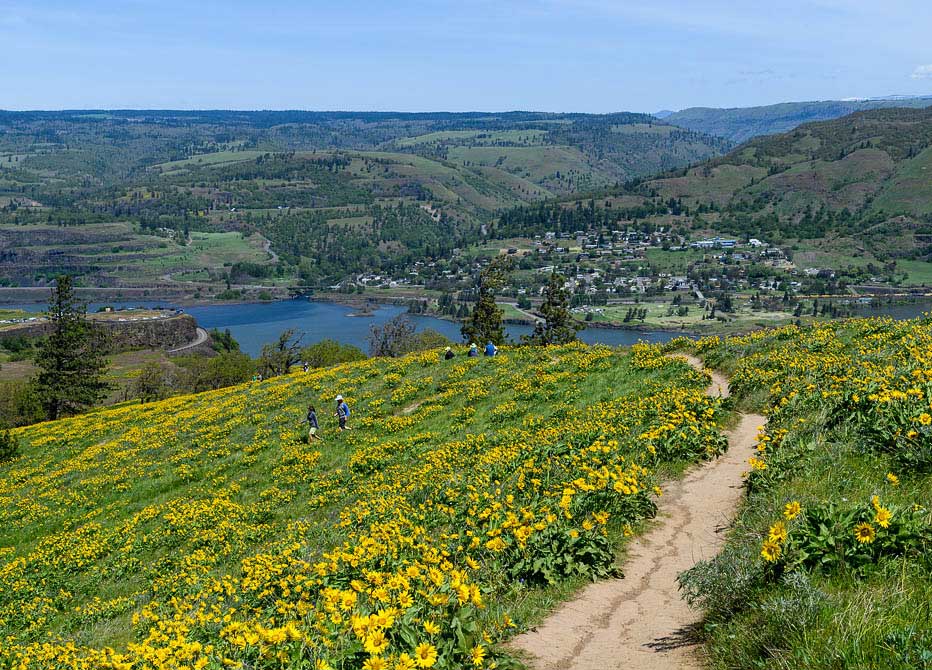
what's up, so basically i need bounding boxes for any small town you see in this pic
[333,224,921,332]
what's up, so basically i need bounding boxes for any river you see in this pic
[0,299,676,356]
[181,300,678,356]
[6,297,930,357]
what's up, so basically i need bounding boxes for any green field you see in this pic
[151,150,265,173]
[448,145,599,185]
[0,343,726,668]
[896,259,932,285]
[392,129,548,148]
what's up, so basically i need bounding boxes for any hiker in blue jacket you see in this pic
[335,394,351,430]
[484,341,498,357]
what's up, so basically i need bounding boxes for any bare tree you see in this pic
[259,329,304,376]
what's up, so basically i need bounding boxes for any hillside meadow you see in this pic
[679,318,932,669]
[0,342,728,670]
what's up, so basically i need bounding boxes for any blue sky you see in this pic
[2,0,931,112]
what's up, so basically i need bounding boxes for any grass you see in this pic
[111,231,271,281]
[0,343,729,668]
[871,146,932,217]
[0,223,273,292]
[447,145,597,185]
[151,150,265,172]
[498,302,536,322]
[682,319,932,669]
[391,129,547,148]
[0,346,177,401]
[582,301,795,333]
[895,259,932,286]
[644,247,709,272]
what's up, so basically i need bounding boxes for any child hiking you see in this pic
[300,404,323,442]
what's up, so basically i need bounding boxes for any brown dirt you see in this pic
[511,355,764,670]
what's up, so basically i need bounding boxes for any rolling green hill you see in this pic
[0,110,730,290]
[492,107,932,290]
[665,96,932,143]
[0,342,727,668]
[645,107,932,238]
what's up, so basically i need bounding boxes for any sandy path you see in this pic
[511,354,763,670]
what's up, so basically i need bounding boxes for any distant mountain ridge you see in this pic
[664,96,932,143]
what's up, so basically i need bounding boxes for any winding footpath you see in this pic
[512,354,765,670]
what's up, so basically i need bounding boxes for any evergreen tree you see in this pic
[523,273,581,346]
[33,275,110,420]
[461,259,509,345]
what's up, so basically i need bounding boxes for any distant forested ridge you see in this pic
[665,96,932,143]
[495,107,932,265]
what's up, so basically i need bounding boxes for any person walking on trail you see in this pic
[335,395,351,430]
[302,362,309,373]
[468,343,479,358]
[484,341,498,357]
[443,346,455,360]
[301,404,323,442]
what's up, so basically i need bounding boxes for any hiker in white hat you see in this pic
[335,395,350,430]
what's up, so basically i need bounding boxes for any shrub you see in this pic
[300,339,366,369]
[0,427,19,462]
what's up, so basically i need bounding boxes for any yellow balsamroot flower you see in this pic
[423,620,440,635]
[919,413,932,426]
[470,643,487,667]
[373,608,396,629]
[396,654,417,670]
[783,501,801,520]
[363,657,388,670]
[340,591,358,611]
[887,472,900,486]
[748,457,767,471]
[874,507,892,529]
[760,539,781,563]
[414,642,438,668]
[854,522,876,544]
[364,630,389,655]
[316,660,334,670]
[768,521,788,544]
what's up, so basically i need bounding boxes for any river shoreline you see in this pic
[3,287,928,343]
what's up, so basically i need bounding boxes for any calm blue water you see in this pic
[6,297,928,357]
[0,298,675,356]
[182,300,677,356]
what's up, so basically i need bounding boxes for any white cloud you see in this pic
[912,64,932,79]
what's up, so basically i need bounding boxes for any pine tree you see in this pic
[33,275,110,420]
[523,273,581,346]
[461,259,509,345]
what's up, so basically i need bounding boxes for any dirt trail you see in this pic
[511,354,764,670]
